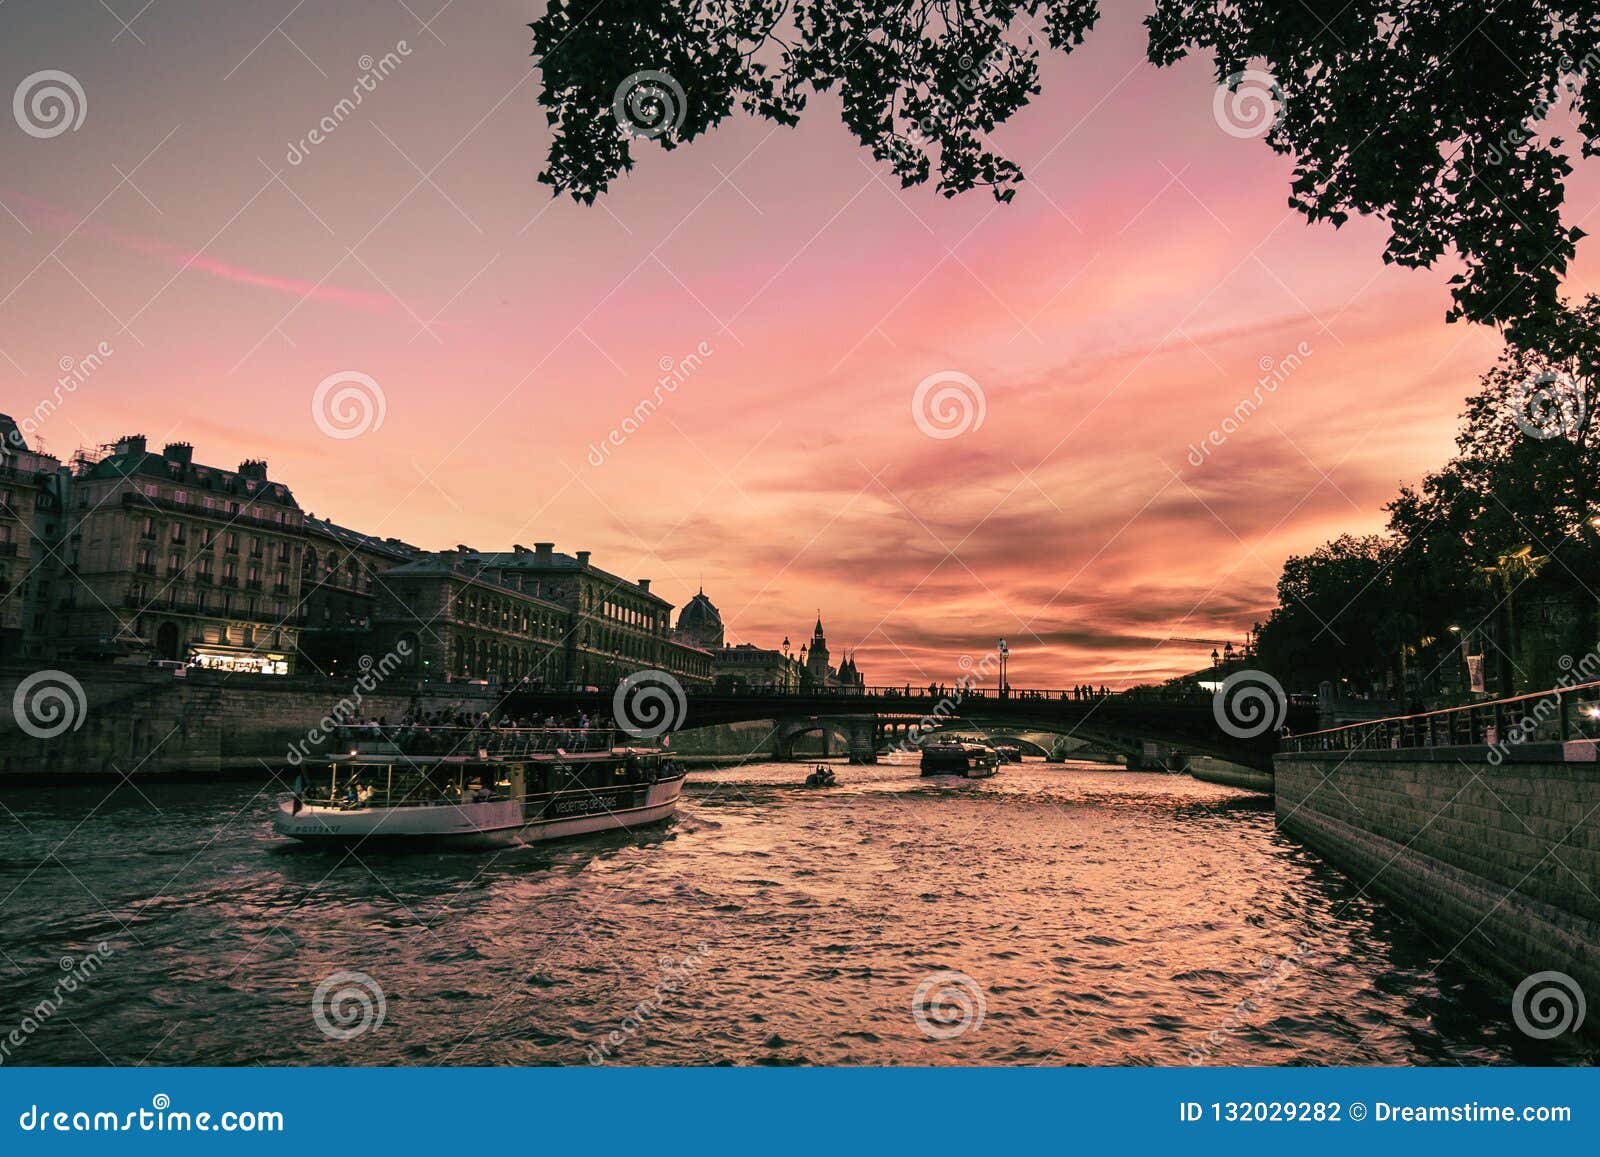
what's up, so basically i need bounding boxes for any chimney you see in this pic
[638,579,651,593]
[534,542,553,564]
[513,543,531,556]
[117,435,148,457]
[575,550,591,568]
[164,442,193,466]
[238,458,269,480]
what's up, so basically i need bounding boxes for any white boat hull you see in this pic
[272,776,685,847]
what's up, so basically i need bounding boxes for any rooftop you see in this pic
[75,434,298,507]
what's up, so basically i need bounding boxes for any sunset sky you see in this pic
[6,1,1600,687]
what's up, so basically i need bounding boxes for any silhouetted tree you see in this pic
[1263,297,1600,696]
[531,1,1599,338]
[1253,534,1403,693]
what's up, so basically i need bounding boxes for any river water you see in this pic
[0,758,1590,1067]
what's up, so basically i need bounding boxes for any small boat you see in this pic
[919,740,1000,778]
[992,741,1024,763]
[804,766,837,788]
[272,725,685,848]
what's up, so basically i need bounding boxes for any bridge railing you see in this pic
[1283,679,1600,754]
[686,684,1230,704]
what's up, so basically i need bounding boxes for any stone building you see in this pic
[674,588,725,649]
[712,642,805,691]
[368,551,573,687]
[801,614,866,690]
[370,543,713,688]
[0,415,66,661]
[298,515,420,674]
[56,436,303,673]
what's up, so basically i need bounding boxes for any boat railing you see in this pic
[331,725,620,757]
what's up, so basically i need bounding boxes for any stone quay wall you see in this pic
[0,664,505,779]
[1274,744,1599,1009]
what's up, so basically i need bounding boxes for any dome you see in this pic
[675,588,724,648]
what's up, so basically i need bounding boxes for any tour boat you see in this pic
[992,741,1024,763]
[919,739,1000,778]
[272,726,685,848]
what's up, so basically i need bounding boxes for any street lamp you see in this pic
[997,638,1009,698]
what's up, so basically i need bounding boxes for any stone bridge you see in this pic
[506,686,1318,772]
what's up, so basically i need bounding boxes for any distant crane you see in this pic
[1159,630,1259,667]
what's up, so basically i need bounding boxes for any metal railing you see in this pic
[666,684,1236,703]
[1285,679,1600,753]
[333,724,621,757]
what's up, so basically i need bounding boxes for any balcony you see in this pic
[119,490,302,532]
[0,542,18,557]
[118,594,304,628]
[219,576,239,588]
